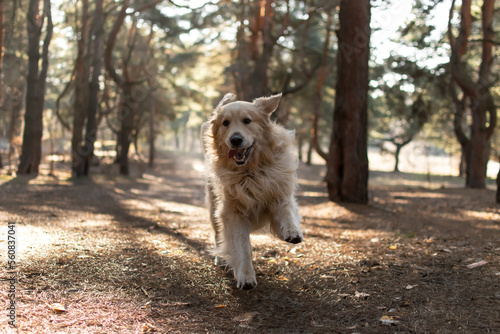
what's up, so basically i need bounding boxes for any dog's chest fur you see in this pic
[219,162,295,216]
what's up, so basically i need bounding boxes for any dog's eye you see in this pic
[243,118,251,125]
[222,120,230,127]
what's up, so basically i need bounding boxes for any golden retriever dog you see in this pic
[201,93,303,289]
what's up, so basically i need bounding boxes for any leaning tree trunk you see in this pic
[18,0,53,175]
[325,0,370,203]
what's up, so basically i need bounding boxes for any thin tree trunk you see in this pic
[325,0,370,204]
[18,0,53,175]
[394,144,402,172]
[148,97,155,167]
[7,82,25,174]
[310,7,333,163]
[496,158,500,204]
[306,140,313,165]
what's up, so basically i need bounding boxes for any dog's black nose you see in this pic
[230,133,244,147]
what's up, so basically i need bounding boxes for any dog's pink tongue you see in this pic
[228,148,244,159]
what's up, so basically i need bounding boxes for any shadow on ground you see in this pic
[0,152,499,333]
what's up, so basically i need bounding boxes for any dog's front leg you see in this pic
[273,197,303,244]
[222,216,257,289]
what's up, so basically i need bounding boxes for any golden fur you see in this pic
[202,93,303,289]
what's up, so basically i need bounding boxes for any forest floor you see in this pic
[0,151,499,334]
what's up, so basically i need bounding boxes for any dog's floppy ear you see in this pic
[216,93,237,110]
[253,93,282,115]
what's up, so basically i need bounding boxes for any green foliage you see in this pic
[1,0,498,167]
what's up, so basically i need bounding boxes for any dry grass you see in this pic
[1,152,499,333]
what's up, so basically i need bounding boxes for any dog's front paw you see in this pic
[234,266,257,290]
[283,230,303,244]
[236,275,257,290]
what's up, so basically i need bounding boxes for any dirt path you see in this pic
[1,152,499,333]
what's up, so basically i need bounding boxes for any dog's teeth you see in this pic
[228,148,245,159]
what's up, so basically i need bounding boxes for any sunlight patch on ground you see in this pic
[474,223,500,231]
[1,225,58,261]
[459,209,500,222]
[142,173,164,183]
[77,218,115,228]
[155,201,206,216]
[298,191,328,198]
[121,198,158,211]
[301,202,352,220]
[297,178,322,186]
[389,191,455,199]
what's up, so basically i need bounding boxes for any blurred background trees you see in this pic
[0,0,498,202]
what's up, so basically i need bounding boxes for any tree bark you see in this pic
[448,0,496,188]
[232,0,318,102]
[82,0,104,176]
[105,0,155,175]
[310,7,333,163]
[0,0,4,113]
[466,0,496,188]
[105,0,130,175]
[325,0,370,204]
[18,0,53,175]
[72,0,90,176]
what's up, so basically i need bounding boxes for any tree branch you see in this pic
[105,0,129,86]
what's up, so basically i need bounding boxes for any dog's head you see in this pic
[209,93,282,166]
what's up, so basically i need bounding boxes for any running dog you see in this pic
[201,93,303,289]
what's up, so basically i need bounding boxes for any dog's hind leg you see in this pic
[221,217,257,289]
[271,197,303,244]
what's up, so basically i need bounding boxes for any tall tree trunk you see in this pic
[449,79,469,177]
[105,0,156,175]
[310,7,333,163]
[82,0,103,176]
[234,0,275,101]
[0,2,4,169]
[233,0,307,101]
[105,0,129,174]
[72,0,90,176]
[118,84,134,175]
[18,0,53,175]
[448,0,496,188]
[325,0,370,204]
[466,0,496,188]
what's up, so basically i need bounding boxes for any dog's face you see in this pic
[210,93,282,166]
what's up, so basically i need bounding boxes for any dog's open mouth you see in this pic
[228,143,254,166]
